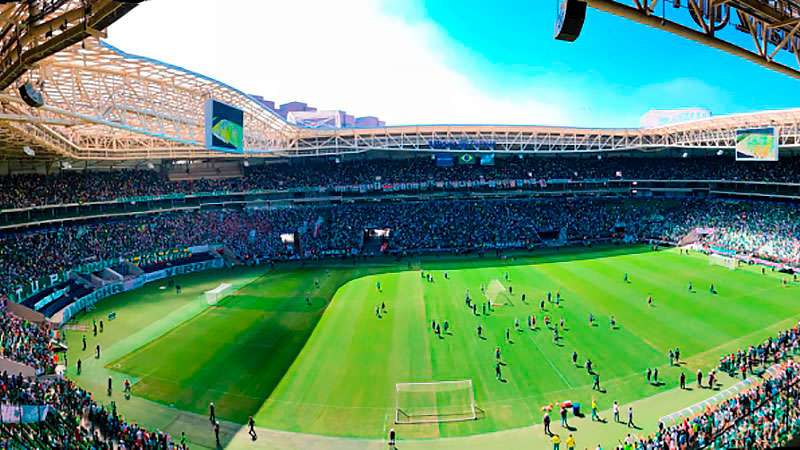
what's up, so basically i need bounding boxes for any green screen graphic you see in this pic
[735,127,778,161]
[205,99,244,152]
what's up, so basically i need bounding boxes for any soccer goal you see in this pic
[485,279,512,307]
[709,254,738,270]
[395,380,477,424]
[204,283,232,305]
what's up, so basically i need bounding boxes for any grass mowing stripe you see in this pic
[66,246,800,442]
[527,332,574,389]
[254,249,800,438]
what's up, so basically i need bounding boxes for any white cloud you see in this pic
[106,0,570,125]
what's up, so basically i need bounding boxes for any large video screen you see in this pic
[735,127,778,161]
[205,99,244,152]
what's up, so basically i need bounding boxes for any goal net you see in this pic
[485,279,512,307]
[395,380,477,424]
[709,254,738,270]
[204,283,231,305]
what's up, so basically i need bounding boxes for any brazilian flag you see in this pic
[459,153,476,165]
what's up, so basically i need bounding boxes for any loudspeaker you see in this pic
[19,81,44,108]
[554,0,588,42]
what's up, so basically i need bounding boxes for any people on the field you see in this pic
[244,415,256,441]
[543,411,552,435]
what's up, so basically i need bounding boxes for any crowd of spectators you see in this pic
[640,360,800,449]
[719,327,800,379]
[0,299,181,449]
[0,159,797,448]
[0,374,179,449]
[3,155,800,209]
[0,302,56,374]
[652,200,800,263]
[3,161,800,447]
[0,210,308,294]
[329,199,668,252]
[635,322,800,450]
[2,197,800,298]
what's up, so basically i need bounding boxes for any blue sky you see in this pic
[107,0,800,127]
[418,0,800,123]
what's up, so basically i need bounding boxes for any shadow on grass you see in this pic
[417,244,653,271]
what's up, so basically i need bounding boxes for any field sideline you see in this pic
[63,246,800,448]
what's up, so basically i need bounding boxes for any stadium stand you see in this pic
[648,356,800,449]
[3,156,800,209]
[3,155,800,449]
[2,192,800,302]
[0,297,180,449]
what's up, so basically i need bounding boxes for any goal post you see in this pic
[485,279,512,307]
[204,283,232,305]
[709,254,738,270]
[394,380,477,424]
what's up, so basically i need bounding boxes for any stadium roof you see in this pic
[0,38,800,161]
[0,0,137,91]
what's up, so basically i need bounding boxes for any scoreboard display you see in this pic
[205,99,245,152]
[735,127,778,162]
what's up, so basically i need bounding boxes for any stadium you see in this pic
[2,1,800,449]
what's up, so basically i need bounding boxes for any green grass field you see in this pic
[63,246,800,447]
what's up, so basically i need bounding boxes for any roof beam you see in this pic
[585,0,800,79]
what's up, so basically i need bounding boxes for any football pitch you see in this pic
[64,246,800,447]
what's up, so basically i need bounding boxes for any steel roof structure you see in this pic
[585,0,800,80]
[0,0,137,92]
[0,36,799,161]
